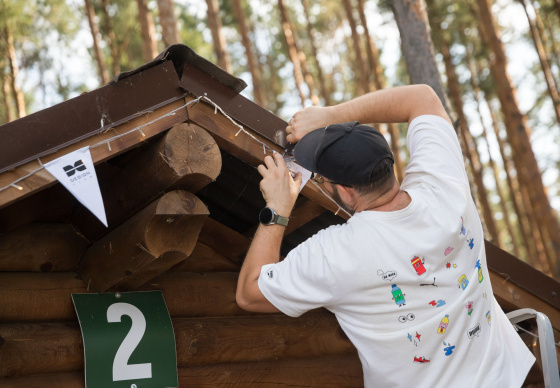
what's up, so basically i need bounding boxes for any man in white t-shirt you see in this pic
[236,85,535,387]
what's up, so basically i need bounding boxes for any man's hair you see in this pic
[352,157,396,196]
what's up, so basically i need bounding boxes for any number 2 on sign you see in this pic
[107,303,152,381]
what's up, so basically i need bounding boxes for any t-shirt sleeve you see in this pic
[403,115,469,190]
[258,229,337,317]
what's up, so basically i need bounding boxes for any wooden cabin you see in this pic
[0,44,558,387]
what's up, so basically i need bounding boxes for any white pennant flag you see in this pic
[45,147,108,227]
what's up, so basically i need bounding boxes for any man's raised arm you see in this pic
[286,84,451,144]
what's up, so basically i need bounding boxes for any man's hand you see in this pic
[257,152,302,216]
[286,106,335,143]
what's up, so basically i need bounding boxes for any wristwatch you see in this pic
[259,207,289,226]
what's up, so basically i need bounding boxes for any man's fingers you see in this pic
[257,163,267,177]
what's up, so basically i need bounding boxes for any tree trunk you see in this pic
[475,0,560,278]
[1,59,14,122]
[342,0,370,95]
[519,0,560,126]
[205,0,232,73]
[157,0,181,46]
[439,41,500,245]
[391,0,452,116]
[84,0,110,85]
[278,0,307,107]
[4,25,26,118]
[232,0,266,106]
[486,100,542,268]
[137,0,159,63]
[100,0,121,78]
[301,0,331,105]
[356,0,405,182]
[543,13,560,75]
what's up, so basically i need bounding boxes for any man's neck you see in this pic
[356,183,411,213]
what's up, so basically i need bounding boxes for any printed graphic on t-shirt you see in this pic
[391,284,406,307]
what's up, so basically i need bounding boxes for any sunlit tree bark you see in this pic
[137,0,159,62]
[4,25,25,118]
[519,0,560,126]
[232,0,265,106]
[342,0,369,95]
[301,0,331,105]
[101,0,120,78]
[0,58,14,122]
[84,0,110,85]
[205,0,232,73]
[157,0,180,46]
[475,0,560,278]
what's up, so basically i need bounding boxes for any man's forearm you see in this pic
[236,224,285,311]
[328,84,449,125]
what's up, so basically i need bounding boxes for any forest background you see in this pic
[1,0,559,280]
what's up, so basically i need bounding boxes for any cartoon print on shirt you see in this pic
[460,217,466,236]
[467,323,481,339]
[407,331,421,346]
[429,299,446,307]
[475,259,484,283]
[467,238,474,249]
[438,315,450,334]
[443,341,456,356]
[266,269,274,279]
[486,310,492,325]
[458,274,469,290]
[445,261,458,269]
[413,356,431,363]
[466,301,473,316]
[420,277,438,287]
[399,313,416,323]
[377,269,397,281]
[391,284,406,307]
[482,292,488,300]
[444,246,454,256]
[411,256,427,275]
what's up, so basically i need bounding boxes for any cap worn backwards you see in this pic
[293,121,394,186]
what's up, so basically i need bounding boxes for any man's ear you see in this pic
[336,185,355,203]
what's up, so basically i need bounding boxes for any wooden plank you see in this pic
[0,98,189,210]
[72,122,221,241]
[0,223,89,272]
[0,312,355,378]
[285,198,327,235]
[0,355,364,388]
[78,191,209,292]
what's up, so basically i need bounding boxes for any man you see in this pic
[236,85,535,387]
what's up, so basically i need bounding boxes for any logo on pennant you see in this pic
[63,160,87,177]
[45,147,107,227]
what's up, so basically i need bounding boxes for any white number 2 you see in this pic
[107,303,152,381]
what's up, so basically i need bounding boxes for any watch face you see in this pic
[259,207,274,224]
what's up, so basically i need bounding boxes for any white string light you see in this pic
[0,93,347,220]
[0,96,203,193]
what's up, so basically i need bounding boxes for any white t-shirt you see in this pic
[258,115,535,387]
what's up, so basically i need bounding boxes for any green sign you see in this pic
[72,291,178,388]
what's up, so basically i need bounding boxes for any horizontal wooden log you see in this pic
[0,311,354,378]
[170,242,240,272]
[0,98,190,210]
[0,273,86,322]
[196,217,251,266]
[78,190,209,291]
[0,272,250,322]
[0,223,89,272]
[0,354,364,387]
[72,122,221,241]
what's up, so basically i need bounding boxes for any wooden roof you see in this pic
[0,44,558,386]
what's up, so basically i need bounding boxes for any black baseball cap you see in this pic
[293,121,394,186]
